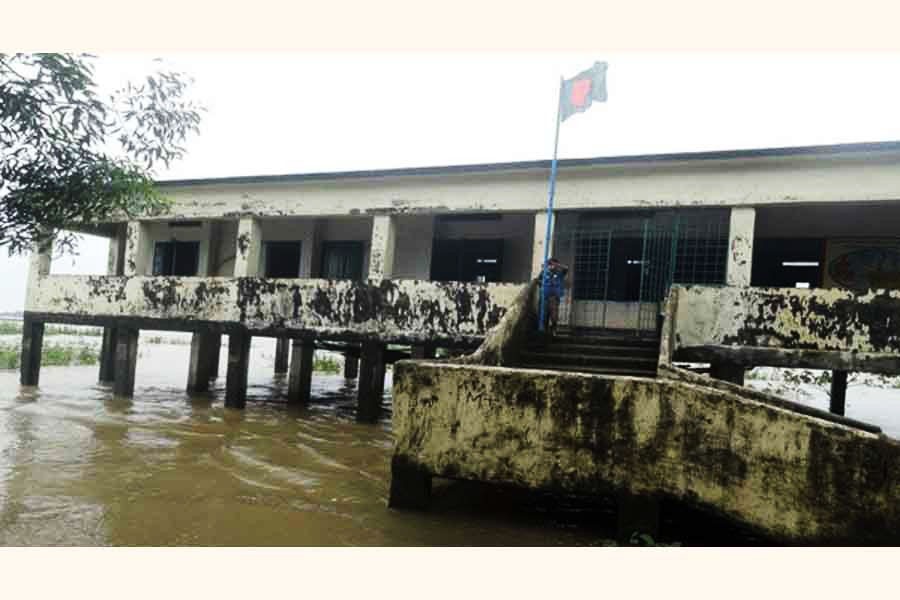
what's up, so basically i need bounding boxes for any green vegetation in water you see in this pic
[313,355,341,374]
[0,342,99,369]
[0,321,103,337]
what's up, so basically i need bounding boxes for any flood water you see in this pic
[2,336,899,546]
[0,337,626,546]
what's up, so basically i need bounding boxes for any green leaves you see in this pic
[0,53,204,255]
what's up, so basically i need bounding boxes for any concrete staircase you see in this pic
[517,328,659,378]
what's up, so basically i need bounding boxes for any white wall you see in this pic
[154,148,900,221]
[212,220,238,276]
[393,215,434,279]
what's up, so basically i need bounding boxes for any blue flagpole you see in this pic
[538,77,564,333]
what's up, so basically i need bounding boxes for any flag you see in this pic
[560,61,608,121]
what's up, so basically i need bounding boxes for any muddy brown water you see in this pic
[0,340,635,546]
[5,338,893,546]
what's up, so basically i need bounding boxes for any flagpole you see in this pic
[538,77,564,333]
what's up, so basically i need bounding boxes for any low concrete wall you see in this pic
[670,285,900,373]
[455,279,538,366]
[392,361,900,543]
[25,275,523,344]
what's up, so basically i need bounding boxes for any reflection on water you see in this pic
[0,341,620,546]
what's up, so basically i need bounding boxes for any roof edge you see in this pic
[156,140,900,188]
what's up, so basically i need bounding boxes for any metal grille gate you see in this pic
[558,209,729,334]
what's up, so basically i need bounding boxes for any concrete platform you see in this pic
[390,360,900,544]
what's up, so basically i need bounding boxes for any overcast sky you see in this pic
[4,52,900,312]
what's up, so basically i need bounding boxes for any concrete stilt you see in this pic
[113,327,139,398]
[274,338,290,375]
[830,370,849,416]
[98,326,118,383]
[357,341,386,422]
[19,316,45,387]
[617,491,660,545]
[411,343,436,359]
[225,332,251,409]
[343,354,359,379]
[388,455,432,510]
[209,335,221,378]
[287,339,314,406]
[710,362,745,386]
[187,332,219,393]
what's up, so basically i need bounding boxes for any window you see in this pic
[264,241,302,278]
[672,210,729,286]
[320,241,364,279]
[152,241,200,276]
[430,239,504,282]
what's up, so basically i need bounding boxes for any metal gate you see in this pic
[636,214,679,333]
[557,209,728,334]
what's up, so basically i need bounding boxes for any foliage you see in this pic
[0,320,104,336]
[313,354,342,374]
[0,53,203,254]
[0,341,98,369]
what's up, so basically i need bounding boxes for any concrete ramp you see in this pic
[390,361,900,544]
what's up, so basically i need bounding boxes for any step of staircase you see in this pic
[519,350,658,369]
[515,362,657,378]
[524,342,659,357]
[517,329,660,378]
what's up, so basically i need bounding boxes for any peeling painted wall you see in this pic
[670,285,900,372]
[146,150,900,222]
[726,207,755,286]
[392,361,900,543]
[25,275,522,343]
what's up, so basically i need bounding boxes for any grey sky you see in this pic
[4,52,900,312]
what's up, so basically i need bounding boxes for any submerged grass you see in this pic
[0,321,103,337]
[0,342,99,369]
[313,354,341,374]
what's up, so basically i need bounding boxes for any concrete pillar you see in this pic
[343,354,359,379]
[274,338,290,375]
[209,334,222,378]
[19,316,45,387]
[123,221,150,276]
[98,326,118,383]
[225,332,251,409]
[531,210,555,278]
[233,217,262,277]
[106,226,126,277]
[411,344,436,359]
[388,455,432,510]
[710,361,745,386]
[617,491,660,545]
[187,332,219,393]
[726,207,756,286]
[357,341,386,422]
[368,215,396,280]
[24,237,52,311]
[287,339,315,406]
[113,327,139,397]
[830,370,848,416]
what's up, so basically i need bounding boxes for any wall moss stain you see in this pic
[675,286,900,371]
[392,361,900,543]
[29,275,518,343]
[236,232,251,257]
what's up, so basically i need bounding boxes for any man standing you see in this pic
[542,257,569,334]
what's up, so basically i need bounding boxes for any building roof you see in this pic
[156,140,900,187]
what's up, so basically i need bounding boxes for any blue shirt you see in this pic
[542,266,567,298]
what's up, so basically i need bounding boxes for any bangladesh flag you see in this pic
[560,61,608,121]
